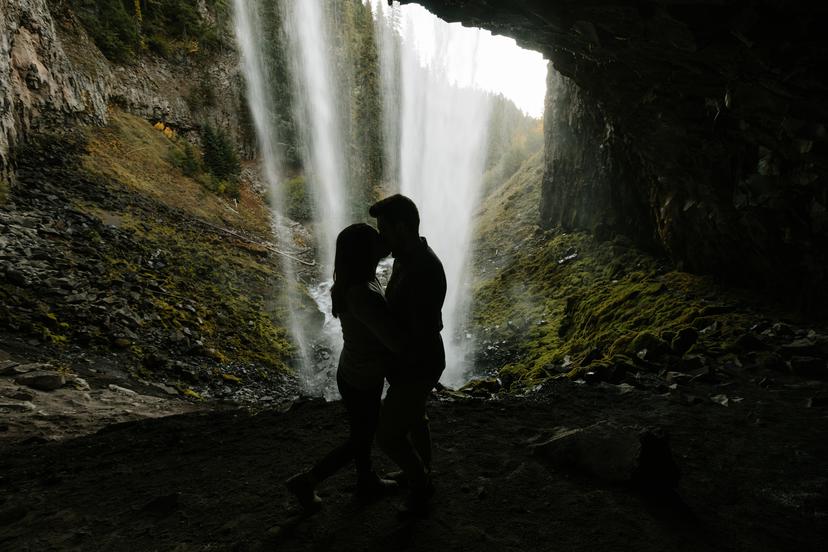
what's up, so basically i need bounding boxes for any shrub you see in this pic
[167,141,202,177]
[201,124,240,182]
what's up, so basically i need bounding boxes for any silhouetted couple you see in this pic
[285,194,447,518]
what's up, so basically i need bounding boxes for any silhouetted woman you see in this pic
[285,223,406,509]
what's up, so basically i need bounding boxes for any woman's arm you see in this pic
[347,285,410,354]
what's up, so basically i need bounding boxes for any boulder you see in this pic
[10,389,35,401]
[789,357,827,379]
[671,327,699,356]
[0,360,20,375]
[0,400,36,412]
[14,370,65,391]
[780,338,821,358]
[531,421,679,488]
[2,362,48,376]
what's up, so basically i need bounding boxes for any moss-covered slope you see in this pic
[471,152,799,390]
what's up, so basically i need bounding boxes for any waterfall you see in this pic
[231,0,313,388]
[234,0,504,396]
[281,0,349,270]
[279,0,354,399]
[372,0,402,187]
[374,2,493,388]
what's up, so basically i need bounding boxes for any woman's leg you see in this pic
[340,374,383,478]
[308,374,381,482]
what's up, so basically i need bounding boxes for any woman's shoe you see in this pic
[285,471,322,511]
[382,469,409,488]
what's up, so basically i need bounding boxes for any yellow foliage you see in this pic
[163,127,175,139]
[182,388,203,400]
[133,0,143,23]
[221,373,242,384]
[154,121,165,131]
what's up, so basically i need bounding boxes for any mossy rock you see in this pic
[671,327,699,356]
[460,376,502,397]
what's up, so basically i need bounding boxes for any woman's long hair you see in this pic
[331,223,384,318]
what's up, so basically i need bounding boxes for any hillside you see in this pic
[1,110,314,411]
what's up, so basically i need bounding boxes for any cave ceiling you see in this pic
[397,1,828,124]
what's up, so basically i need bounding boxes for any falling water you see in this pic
[231,0,313,387]
[372,0,402,186]
[235,0,499,395]
[281,0,349,270]
[374,3,493,388]
[280,0,354,398]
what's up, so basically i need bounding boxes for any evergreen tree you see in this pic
[201,123,240,182]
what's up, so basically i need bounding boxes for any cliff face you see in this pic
[0,0,107,182]
[540,70,654,249]
[404,0,828,310]
[0,0,246,186]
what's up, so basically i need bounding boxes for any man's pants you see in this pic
[376,378,436,487]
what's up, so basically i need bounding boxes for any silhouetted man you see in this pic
[370,194,446,516]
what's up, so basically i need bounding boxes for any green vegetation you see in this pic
[283,175,312,222]
[483,95,544,194]
[255,0,388,218]
[256,1,301,168]
[199,123,241,198]
[2,122,297,379]
[335,0,385,215]
[472,152,761,389]
[85,110,270,235]
[69,0,229,63]
[167,140,202,177]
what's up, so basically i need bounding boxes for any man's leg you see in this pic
[409,414,432,472]
[377,380,431,488]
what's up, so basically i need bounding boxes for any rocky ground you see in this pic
[0,352,826,551]
[1,108,826,552]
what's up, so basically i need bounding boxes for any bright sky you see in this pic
[369,1,548,118]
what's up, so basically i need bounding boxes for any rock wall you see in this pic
[541,69,655,249]
[0,0,108,183]
[1,0,247,187]
[404,0,828,311]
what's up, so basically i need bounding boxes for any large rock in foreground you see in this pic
[532,421,680,488]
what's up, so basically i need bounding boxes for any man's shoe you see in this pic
[285,471,322,511]
[397,478,434,519]
[356,471,399,501]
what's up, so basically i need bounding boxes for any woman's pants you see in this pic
[310,371,383,481]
